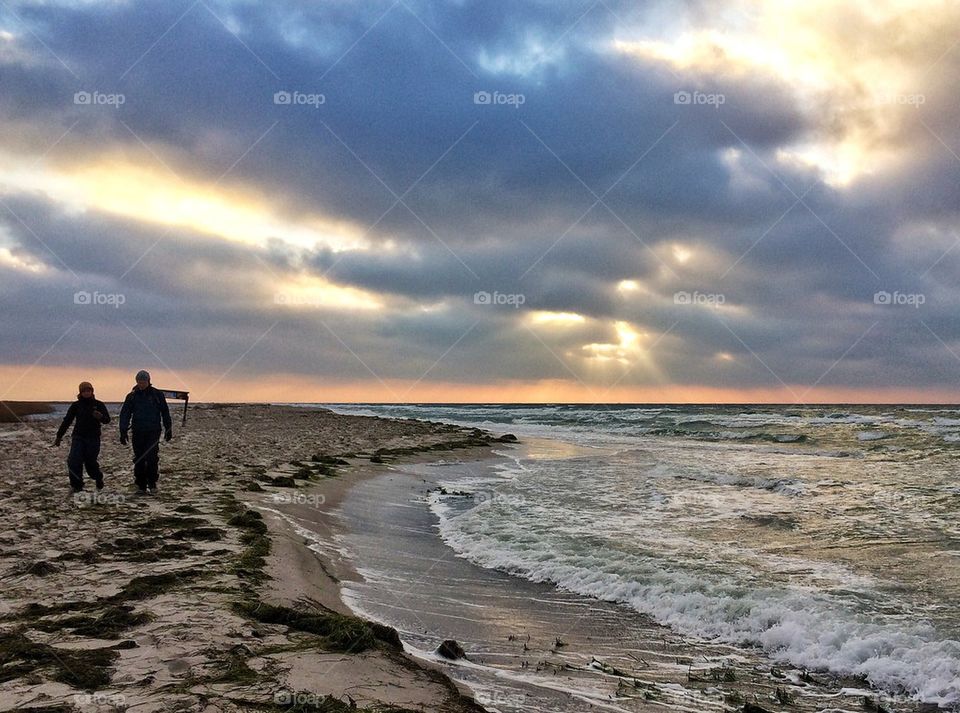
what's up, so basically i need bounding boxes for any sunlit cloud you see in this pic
[0,221,49,273]
[272,274,383,311]
[528,310,587,326]
[671,244,692,264]
[0,246,49,274]
[651,240,723,276]
[577,320,667,383]
[581,321,644,364]
[0,152,370,254]
[614,0,957,186]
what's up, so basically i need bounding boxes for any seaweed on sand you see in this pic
[0,630,118,688]
[30,604,150,639]
[232,600,401,654]
[228,509,271,587]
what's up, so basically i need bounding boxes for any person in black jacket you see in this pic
[55,381,111,492]
[118,370,172,495]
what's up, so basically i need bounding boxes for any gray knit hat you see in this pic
[135,370,151,382]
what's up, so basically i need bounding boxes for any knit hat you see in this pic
[78,381,94,394]
[135,370,151,382]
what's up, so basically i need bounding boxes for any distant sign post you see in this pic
[158,389,189,425]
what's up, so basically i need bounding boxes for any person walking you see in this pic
[119,370,172,495]
[54,381,110,492]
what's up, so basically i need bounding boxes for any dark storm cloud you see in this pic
[1,0,815,236]
[4,186,959,391]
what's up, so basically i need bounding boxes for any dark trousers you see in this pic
[132,430,161,490]
[67,436,103,491]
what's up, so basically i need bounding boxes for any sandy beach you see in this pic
[0,404,498,712]
[0,403,951,713]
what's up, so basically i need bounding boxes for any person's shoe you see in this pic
[148,484,158,495]
[94,478,104,491]
[145,488,155,496]
[135,488,147,496]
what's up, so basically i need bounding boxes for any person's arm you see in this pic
[158,391,172,435]
[119,394,132,440]
[55,403,77,444]
[95,400,111,424]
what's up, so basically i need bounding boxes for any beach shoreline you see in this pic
[1,402,951,712]
[310,407,952,713]
[254,445,512,710]
[0,403,505,712]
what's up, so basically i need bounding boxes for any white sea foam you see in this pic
[324,402,960,705]
[640,461,807,497]
[432,501,960,704]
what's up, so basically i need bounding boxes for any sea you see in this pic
[316,404,960,711]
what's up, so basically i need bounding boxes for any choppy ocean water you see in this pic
[322,404,960,707]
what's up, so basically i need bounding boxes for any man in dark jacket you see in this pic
[55,381,110,492]
[119,370,172,495]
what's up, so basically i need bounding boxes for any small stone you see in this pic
[436,639,466,660]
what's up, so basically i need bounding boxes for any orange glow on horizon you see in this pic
[2,365,959,406]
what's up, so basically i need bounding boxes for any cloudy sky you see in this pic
[1,0,959,403]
